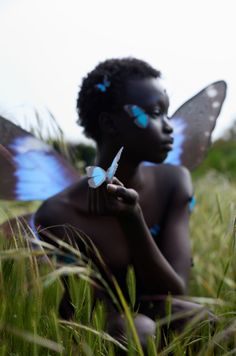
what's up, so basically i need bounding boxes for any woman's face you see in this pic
[112,77,173,164]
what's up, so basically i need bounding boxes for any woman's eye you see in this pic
[151,111,161,118]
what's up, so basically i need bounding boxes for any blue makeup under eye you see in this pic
[124,105,149,128]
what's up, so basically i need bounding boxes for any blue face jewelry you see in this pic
[95,76,111,93]
[124,105,149,129]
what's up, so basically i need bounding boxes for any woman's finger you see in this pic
[111,176,124,187]
[107,184,138,204]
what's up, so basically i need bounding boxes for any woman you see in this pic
[35,58,208,350]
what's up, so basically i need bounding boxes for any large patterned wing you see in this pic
[164,81,227,170]
[0,116,79,201]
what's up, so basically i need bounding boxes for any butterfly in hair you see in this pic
[95,76,111,93]
[0,81,227,203]
[86,147,124,188]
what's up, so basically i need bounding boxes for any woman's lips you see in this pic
[161,138,174,151]
[161,143,173,152]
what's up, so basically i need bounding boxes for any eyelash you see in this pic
[149,111,161,118]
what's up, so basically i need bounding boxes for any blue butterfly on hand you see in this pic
[86,147,124,188]
[124,105,149,128]
[0,81,227,202]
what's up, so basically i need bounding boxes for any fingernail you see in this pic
[107,184,117,192]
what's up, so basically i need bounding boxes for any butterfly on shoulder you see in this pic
[86,147,124,188]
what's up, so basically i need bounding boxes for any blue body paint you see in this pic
[149,224,160,238]
[188,196,196,212]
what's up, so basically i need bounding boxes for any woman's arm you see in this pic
[118,212,187,295]
[110,168,192,296]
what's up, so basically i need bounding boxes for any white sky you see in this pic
[0,0,235,143]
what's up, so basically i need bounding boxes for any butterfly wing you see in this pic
[164,81,227,170]
[0,116,79,201]
[106,146,124,181]
[86,166,106,188]
[124,105,149,128]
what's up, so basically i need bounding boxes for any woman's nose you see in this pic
[162,116,173,134]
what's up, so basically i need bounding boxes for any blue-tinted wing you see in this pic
[124,105,149,128]
[0,116,79,201]
[143,81,227,170]
[164,118,186,166]
[86,166,106,188]
[165,81,227,170]
[106,146,124,181]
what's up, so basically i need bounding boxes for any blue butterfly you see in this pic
[86,147,124,188]
[95,78,111,93]
[0,81,227,202]
[124,105,149,128]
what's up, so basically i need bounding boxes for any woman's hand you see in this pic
[88,177,140,217]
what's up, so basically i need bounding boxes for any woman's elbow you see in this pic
[172,276,187,295]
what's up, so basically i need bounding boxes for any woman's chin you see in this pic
[147,152,168,164]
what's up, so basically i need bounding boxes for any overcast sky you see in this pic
[0,0,235,143]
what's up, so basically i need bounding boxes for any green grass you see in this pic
[0,171,236,355]
[193,140,236,180]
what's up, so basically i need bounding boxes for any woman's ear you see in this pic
[99,112,118,136]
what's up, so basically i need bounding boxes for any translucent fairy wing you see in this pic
[106,146,124,181]
[86,166,106,188]
[0,116,79,201]
[164,81,227,170]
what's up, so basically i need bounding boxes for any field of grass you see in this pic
[0,171,236,355]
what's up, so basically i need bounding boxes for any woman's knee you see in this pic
[134,314,156,351]
[107,312,156,353]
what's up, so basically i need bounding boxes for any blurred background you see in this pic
[1,5,236,352]
[0,0,236,177]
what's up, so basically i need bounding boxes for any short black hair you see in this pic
[77,57,161,142]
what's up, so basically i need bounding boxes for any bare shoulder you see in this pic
[160,164,192,189]
[35,176,88,227]
[143,164,193,199]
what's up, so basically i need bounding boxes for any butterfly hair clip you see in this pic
[0,81,226,202]
[95,76,111,93]
[124,105,149,128]
[86,147,124,188]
